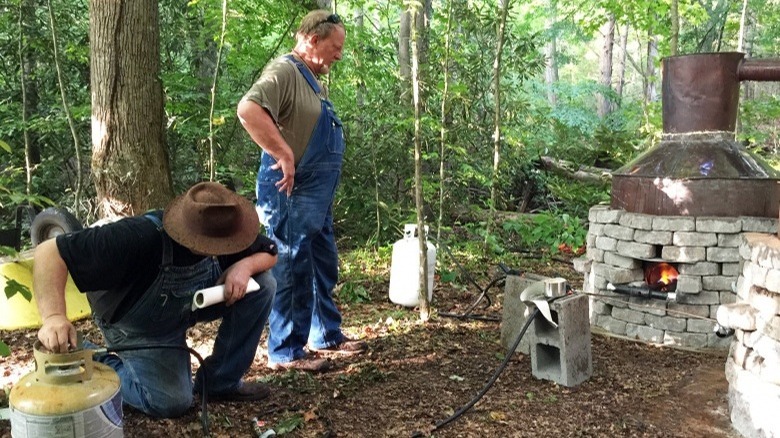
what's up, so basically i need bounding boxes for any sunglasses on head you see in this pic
[316,14,342,27]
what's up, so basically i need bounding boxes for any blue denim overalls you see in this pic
[256,55,346,365]
[93,215,275,417]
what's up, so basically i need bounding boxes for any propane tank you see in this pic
[10,341,123,438]
[389,224,436,307]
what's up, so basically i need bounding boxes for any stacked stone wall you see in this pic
[717,233,780,438]
[580,205,776,349]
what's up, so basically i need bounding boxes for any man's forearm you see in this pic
[32,239,70,320]
[240,252,278,277]
[237,99,294,163]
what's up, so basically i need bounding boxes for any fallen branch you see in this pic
[539,156,613,183]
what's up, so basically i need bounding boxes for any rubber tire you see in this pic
[30,207,83,247]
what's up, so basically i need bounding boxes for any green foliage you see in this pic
[0,340,10,357]
[5,277,32,302]
[1,270,32,357]
[438,267,457,283]
[461,221,505,255]
[337,246,386,304]
[338,282,371,304]
[0,0,779,260]
[274,413,304,435]
[593,114,645,167]
[740,94,780,167]
[260,366,319,394]
[502,211,588,255]
[545,175,610,217]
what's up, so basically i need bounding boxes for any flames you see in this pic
[644,262,679,291]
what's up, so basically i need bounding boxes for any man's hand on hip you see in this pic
[272,157,295,196]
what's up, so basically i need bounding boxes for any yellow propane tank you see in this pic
[389,224,436,307]
[0,255,90,330]
[9,341,123,438]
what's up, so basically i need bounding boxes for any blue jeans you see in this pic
[258,184,345,364]
[92,233,275,418]
[256,56,347,364]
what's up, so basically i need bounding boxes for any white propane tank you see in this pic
[389,224,436,307]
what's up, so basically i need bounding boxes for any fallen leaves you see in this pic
[0,258,735,437]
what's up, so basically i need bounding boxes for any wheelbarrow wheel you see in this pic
[30,207,83,247]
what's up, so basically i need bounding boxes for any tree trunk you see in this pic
[486,0,511,251]
[20,0,41,168]
[48,0,84,217]
[19,3,32,198]
[741,3,755,101]
[399,1,431,99]
[437,0,454,243]
[615,24,629,104]
[644,36,658,104]
[737,0,754,135]
[538,156,612,183]
[354,7,381,245]
[738,0,747,51]
[90,0,173,218]
[409,4,429,321]
[544,0,558,106]
[697,0,730,52]
[195,9,217,96]
[414,0,432,69]
[207,0,228,182]
[670,0,679,55]
[597,14,615,119]
[398,9,410,82]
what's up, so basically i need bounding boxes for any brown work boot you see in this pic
[266,355,331,373]
[309,338,368,357]
[205,380,271,402]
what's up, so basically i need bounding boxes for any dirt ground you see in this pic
[0,257,740,438]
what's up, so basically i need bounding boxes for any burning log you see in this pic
[644,262,679,291]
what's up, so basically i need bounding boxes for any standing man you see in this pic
[34,182,278,418]
[237,9,366,372]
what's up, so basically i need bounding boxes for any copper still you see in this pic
[611,52,780,217]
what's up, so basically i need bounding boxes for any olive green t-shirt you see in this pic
[242,54,327,165]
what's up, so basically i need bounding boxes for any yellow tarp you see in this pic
[0,257,90,330]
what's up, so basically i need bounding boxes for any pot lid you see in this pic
[614,132,779,179]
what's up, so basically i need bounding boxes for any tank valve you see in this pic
[714,323,735,338]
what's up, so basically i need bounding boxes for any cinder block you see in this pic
[529,293,592,387]
[501,274,549,355]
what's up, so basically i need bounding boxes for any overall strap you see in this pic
[143,212,173,266]
[284,54,322,95]
[143,212,163,228]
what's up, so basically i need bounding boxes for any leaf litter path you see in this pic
[1,263,739,437]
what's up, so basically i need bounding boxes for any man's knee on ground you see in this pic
[141,392,193,418]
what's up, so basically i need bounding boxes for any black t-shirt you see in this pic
[56,210,277,323]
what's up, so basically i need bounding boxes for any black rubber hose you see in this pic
[607,283,671,301]
[95,344,210,437]
[412,307,541,437]
[432,236,511,319]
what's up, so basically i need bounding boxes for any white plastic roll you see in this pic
[191,278,261,311]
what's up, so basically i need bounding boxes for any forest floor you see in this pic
[0,255,740,438]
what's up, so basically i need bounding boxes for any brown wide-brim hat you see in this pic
[163,182,259,255]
